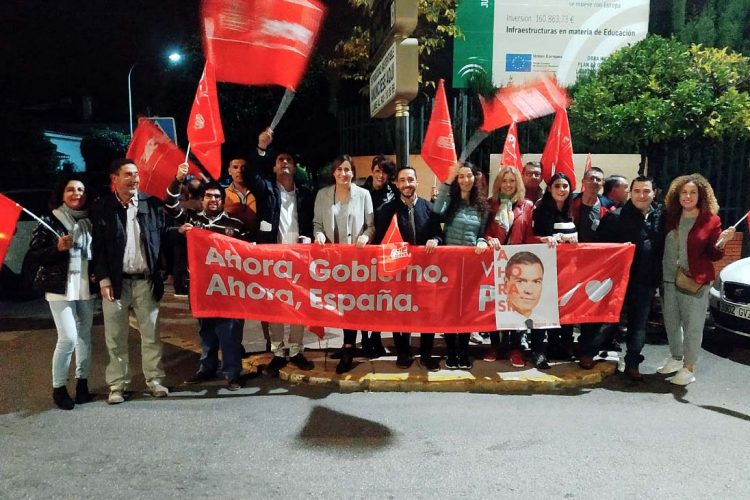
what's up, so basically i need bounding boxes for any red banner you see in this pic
[202,0,326,91]
[501,121,523,171]
[480,75,569,133]
[126,119,203,201]
[0,194,22,265]
[187,229,634,332]
[540,108,576,190]
[187,62,224,180]
[420,79,457,182]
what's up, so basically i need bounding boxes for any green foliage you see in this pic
[570,35,750,173]
[328,0,459,91]
[674,0,750,54]
[80,129,129,174]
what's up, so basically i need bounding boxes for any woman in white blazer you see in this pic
[313,155,375,374]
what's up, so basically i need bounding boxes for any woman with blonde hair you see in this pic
[484,165,535,365]
[659,174,735,385]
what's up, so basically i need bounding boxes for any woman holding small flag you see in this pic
[659,174,735,385]
[313,154,375,374]
[27,174,97,410]
[433,161,489,370]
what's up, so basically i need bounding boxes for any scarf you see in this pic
[53,205,92,261]
[494,195,514,235]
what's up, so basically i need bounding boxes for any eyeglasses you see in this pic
[203,193,222,199]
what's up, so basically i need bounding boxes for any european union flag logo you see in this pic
[505,53,532,72]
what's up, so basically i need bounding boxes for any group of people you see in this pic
[30,129,737,410]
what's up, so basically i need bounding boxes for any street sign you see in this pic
[369,38,418,118]
[139,116,178,145]
[369,0,418,60]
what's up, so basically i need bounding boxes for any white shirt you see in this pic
[119,194,148,273]
[277,183,299,244]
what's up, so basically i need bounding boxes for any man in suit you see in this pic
[374,166,443,371]
[92,159,167,404]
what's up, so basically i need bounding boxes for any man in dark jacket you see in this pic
[167,163,249,389]
[579,176,665,380]
[374,166,444,371]
[92,159,167,404]
[244,141,316,376]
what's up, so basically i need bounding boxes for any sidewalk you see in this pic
[161,292,617,393]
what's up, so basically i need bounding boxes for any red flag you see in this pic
[126,119,203,200]
[421,79,457,182]
[201,0,326,91]
[308,326,325,339]
[540,108,576,191]
[479,75,570,133]
[581,153,592,192]
[379,214,412,276]
[0,194,22,266]
[188,62,224,180]
[501,122,523,171]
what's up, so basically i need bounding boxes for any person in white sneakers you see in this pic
[659,174,735,385]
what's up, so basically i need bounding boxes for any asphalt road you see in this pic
[1,302,749,499]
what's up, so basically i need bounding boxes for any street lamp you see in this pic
[128,51,183,136]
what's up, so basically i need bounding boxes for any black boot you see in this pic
[336,347,355,374]
[53,386,75,410]
[74,378,93,404]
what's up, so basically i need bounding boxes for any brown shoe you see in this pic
[578,355,596,370]
[625,366,643,381]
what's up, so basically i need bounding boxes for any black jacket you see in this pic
[244,164,314,244]
[596,200,665,286]
[91,192,166,300]
[27,215,71,295]
[373,196,443,245]
[363,177,398,212]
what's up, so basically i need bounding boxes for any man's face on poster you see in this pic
[506,262,544,317]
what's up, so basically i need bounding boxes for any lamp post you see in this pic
[128,51,183,136]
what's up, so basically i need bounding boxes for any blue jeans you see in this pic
[197,317,243,379]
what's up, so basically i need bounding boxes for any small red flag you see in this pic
[479,75,570,133]
[379,214,412,276]
[308,326,325,339]
[126,119,203,200]
[0,194,22,266]
[540,108,576,191]
[501,122,523,171]
[421,79,457,182]
[201,0,326,91]
[188,62,224,180]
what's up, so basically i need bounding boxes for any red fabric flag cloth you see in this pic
[479,75,570,133]
[540,108,576,191]
[188,62,224,180]
[501,122,523,171]
[0,194,22,266]
[308,326,325,339]
[201,0,326,91]
[421,79,457,182]
[379,214,412,276]
[126,119,203,200]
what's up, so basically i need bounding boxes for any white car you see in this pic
[709,257,750,337]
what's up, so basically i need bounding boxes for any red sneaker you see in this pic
[510,350,525,368]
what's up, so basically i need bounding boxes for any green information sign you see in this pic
[452,0,495,89]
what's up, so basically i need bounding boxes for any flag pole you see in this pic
[459,129,489,163]
[184,143,191,163]
[732,210,749,229]
[269,89,296,132]
[21,207,61,239]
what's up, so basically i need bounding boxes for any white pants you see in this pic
[662,282,710,366]
[269,323,305,357]
[49,299,95,388]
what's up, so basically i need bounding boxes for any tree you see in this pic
[80,129,130,188]
[328,0,458,91]
[569,35,750,176]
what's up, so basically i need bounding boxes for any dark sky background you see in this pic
[1,0,352,125]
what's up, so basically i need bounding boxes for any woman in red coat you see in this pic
[659,174,735,385]
[484,165,535,366]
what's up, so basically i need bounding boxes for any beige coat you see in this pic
[313,183,375,243]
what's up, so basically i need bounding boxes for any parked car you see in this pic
[0,189,52,300]
[709,257,750,338]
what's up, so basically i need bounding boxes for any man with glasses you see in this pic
[166,163,249,390]
[522,162,544,203]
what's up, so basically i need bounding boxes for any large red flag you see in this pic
[188,62,224,180]
[0,194,22,266]
[421,79,457,182]
[126,119,203,200]
[501,122,523,171]
[201,0,326,91]
[540,108,576,191]
[479,75,570,133]
[379,214,412,276]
